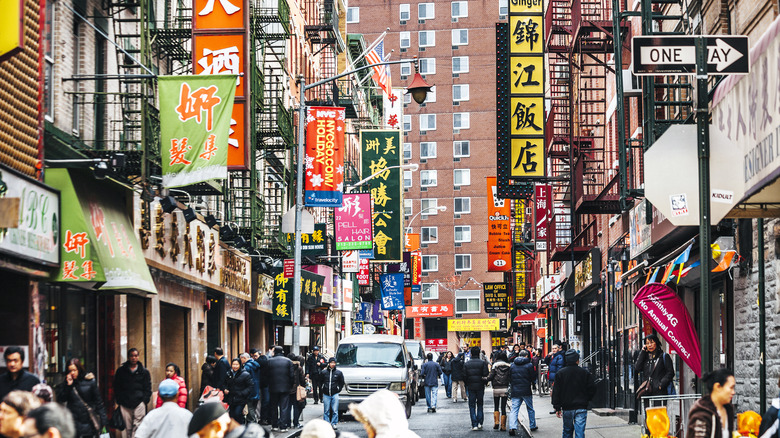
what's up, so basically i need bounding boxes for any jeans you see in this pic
[260,387,270,423]
[323,393,339,426]
[424,385,439,408]
[269,392,291,429]
[291,399,304,427]
[508,396,537,430]
[453,380,467,401]
[246,399,259,423]
[229,403,246,424]
[562,409,588,438]
[442,374,452,398]
[467,387,485,427]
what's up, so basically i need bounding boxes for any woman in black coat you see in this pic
[200,355,217,395]
[288,354,307,428]
[634,333,675,407]
[56,359,107,438]
[225,358,254,424]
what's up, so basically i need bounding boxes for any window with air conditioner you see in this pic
[454,226,471,243]
[400,32,411,49]
[419,58,436,75]
[421,198,439,215]
[418,3,434,20]
[454,140,470,158]
[454,169,470,186]
[422,255,438,272]
[453,85,469,102]
[403,115,412,132]
[419,114,436,131]
[453,113,470,130]
[451,1,468,18]
[454,197,471,214]
[455,254,472,271]
[420,142,437,159]
[400,3,410,21]
[346,7,359,23]
[420,170,437,187]
[452,29,468,46]
[403,142,412,160]
[404,170,412,188]
[419,30,435,47]
[455,290,480,313]
[404,93,412,104]
[422,283,439,299]
[452,56,469,74]
[401,62,412,77]
[421,227,438,244]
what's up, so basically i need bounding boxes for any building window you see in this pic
[419,30,435,47]
[454,226,471,243]
[421,227,438,243]
[420,142,436,159]
[421,198,439,215]
[422,283,439,300]
[424,86,437,103]
[453,113,470,130]
[452,29,468,46]
[454,197,471,214]
[454,140,470,157]
[422,255,439,272]
[405,198,413,216]
[44,0,54,121]
[404,93,412,104]
[451,1,468,18]
[454,169,471,186]
[419,114,436,131]
[403,115,412,132]
[455,254,472,271]
[453,84,469,102]
[403,142,412,160]
[420,170,437,187]
[404,170,412,188]
[400,32,411,49]
[499,0,508,16]
[418,2,434,20]
[346,7,359,23]
[400,3,410,21]
[419,58,436,75]
[455,290,480,313]
[452,56,469,74]
[401,62,412,77]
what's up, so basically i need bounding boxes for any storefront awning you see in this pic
[513,312,539,324]
[45,169,157,295]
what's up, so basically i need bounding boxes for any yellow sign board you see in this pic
[509,15,543,54]
[510,96,544,136]
[447,319,500,332]
[509,0,544,14]
[511,138,545,177]
[511,55,544,95]
[0,0,23,59]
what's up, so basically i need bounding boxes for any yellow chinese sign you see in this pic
[447,319,500,332]
[361,130,403,262]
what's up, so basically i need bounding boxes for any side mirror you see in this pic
[407,361,412,369]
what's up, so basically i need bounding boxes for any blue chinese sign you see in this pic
[380,273,405,310]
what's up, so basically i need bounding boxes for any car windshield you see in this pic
[336,343,406,367]
[405,342,424,360]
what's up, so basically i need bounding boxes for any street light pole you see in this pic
[405,205,447,234]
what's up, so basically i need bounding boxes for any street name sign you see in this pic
[632,35,749,75]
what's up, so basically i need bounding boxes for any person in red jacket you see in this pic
[156,363,188,409]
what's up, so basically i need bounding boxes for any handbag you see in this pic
[636,380,651,400]
[107,407,125,431]
[71,386,102,432]
[296,385,307,402]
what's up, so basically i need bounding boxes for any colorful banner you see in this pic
[380,273,405,310]
[335,193,373,250]
[487,177,512,271]
[447,319,500,332]
[285,223,327,256]
[305,107,346,207]
[534,184,552,251]
[484,283,510,313]
[514,200,527,302]
[633,283,702,377]
[357,257,370,286]
[406,304,454,318]
[404,233,420,252]
[411,250,422,292]
[159,75,236,187]
[361,130,403,262]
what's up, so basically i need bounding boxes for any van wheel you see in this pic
[405,396,413,418]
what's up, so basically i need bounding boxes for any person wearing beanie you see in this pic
[319,357,345,429]
[551,350,596,438]
[135,379,193,438]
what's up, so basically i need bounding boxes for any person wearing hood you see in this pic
[551,350,596,438]
[225,358,254,425]
[349,389,420,438]
[320,357,345,429]
[113,348,151,438]
[487,351,511,431]
[686,369,735,438]
[451,352,467,403]
[508,350,537,434]
[420,353,443,413]
[464,346,489,430]
[56,359,107,438]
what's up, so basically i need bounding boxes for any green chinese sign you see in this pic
[159,74,236,188]
[300,270,326,309]
[272,269,326,321]
[360,130,402,262]
[285,223,327,257]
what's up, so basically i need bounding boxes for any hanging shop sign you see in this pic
[342,250,359,273]
[285,223,327,256]
[514,200,527,302]
[309,310,327,326]
[300,269,326,309]
[447,318,500,332]
[304,107,346,207]
[425,339,448,353]
[406,304,453,318]
[483,282,510,313]
[411,251,421,292]
[305,264,333,305]
[0,0,23,59]
[383,87,404,129]
[47,169,156,295]
[379,272,405,310]
[357,257,370,286]
[359,249,374,260]
[333,275,341,308]
[534,184,552,251]
[335,193,373,250]
[361,130,403,262]
[342,278,353,312]
[487,177,512,271]
[0,165,59,266]
[387,253,411,287]
[158,75,236,187]
[404,233,420,251]
[574,248,601,296]
[629,201,652,259]
[255,273,274,313]
[272,269,291,321]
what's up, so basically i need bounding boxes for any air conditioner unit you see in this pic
[622,69,642,96]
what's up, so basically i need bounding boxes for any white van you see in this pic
[335,334,415,418]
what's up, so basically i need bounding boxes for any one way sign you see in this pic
[632,35,749,75]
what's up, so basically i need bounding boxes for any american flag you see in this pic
[366,40,392,96]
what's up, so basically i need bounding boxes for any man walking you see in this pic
[0,347,39,400]
[266,346,295,432]
[212,348,230,390]
[420,353,442,413]
[240,352,261,423]
[319,357,344,429]
[114,348,151,438]
[464,346,489,430]
[305,347,326,405]
[508,350,537,435]
[451,352,467,403]
[134,380,193,438]
[552,350,596,438]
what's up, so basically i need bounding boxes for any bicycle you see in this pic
[537,365,550,396]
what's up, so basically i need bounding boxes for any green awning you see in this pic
[45,169,156,295]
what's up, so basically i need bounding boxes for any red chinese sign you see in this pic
[425,339,448,352]
[535,184,552,251]
[406,304,454,318]
[357,257,370,286]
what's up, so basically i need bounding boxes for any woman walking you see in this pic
[56,359,107,438]
[487,351,511,431]
[686,369,735,438]
[155,363,188,408]
[225,358,253,424]
[441,351,454,399]
[289,354,307,428]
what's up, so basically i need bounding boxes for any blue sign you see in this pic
[359,249,374,260]
[380,273,405,310]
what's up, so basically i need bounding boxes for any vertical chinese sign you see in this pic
[272,270,291,321]
[361,130,403,262]
[159,75,236,188]
[193,0,248,169]
[535,184,552,251]
[335,193,374,250]
[514,200,527,302]
[384,87,404,129]
[305,107,346,207]
[487,177,512,272]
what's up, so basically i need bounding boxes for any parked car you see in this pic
[404,340,427,401]
[335,334,415,418]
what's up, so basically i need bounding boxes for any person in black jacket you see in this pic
[634,333,675,398]
[251,350,271,425]
[288,354,306,429]
[552,350,596,438]
[440,351,454,399]
[266,346,295,432]
[451,352,467,403]
[113,348,151,438]
[304,347,326,405]
[225,358,254,425]
[200,355,217,395]
[508,350,537,434]
[213,348,231,391]
[464,346,489,430]
[488,351,511,431]
[758,377,780,438]
[319,358,344,428]
[0,347,40,402]
[57,359,107,438]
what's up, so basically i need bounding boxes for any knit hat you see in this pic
[328,357,336,364]
[564,349,580,366]
[301,419,336,438]
[188,401,228,435]
[158,379,179,398]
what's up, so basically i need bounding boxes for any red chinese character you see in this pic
[175,83,222,131]
[62,261,79,280]
[80,261,97,280]
[169,138,193,166]
[387,114,399,128]
[388,93,398,104]
[89,203,114,257]
[199,134,218,160]
[63,230,90,259]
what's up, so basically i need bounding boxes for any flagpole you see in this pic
[340,29,389,75]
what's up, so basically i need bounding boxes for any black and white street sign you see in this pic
[632,35,749,75]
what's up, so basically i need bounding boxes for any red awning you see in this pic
[513,312,539,323]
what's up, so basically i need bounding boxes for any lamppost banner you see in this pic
[305,106,346,207]
[159,74,236,188]
[335,193,373,250]
[361,130,403,262]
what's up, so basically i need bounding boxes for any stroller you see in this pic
[199,385,229,409]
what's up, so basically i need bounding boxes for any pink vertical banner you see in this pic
[335,193,374,250]
[535,184,552,251]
